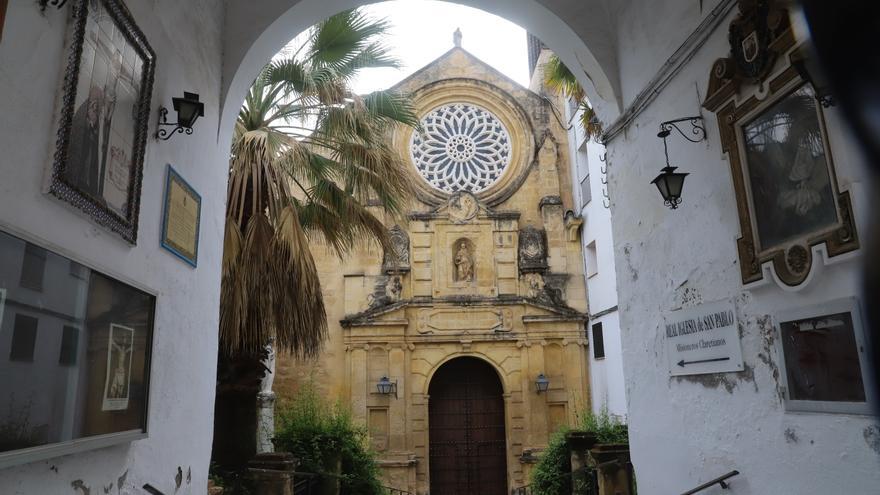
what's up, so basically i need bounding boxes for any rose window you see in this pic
[411,104,512,193]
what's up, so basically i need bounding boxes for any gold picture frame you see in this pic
[703,5,858,286]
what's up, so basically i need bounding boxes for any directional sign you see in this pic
[663,300,744,376]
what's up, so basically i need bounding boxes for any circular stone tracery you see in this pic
[411,103,512,194]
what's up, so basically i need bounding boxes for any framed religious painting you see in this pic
[47,0,156,244]
[0,0,8,42]
[703,1,858,287]
[160,165,201,267]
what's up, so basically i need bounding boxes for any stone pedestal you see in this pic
[248,452,297,495]
[566,431,598,495]
[256,391,276,454]
[588,444,632,495]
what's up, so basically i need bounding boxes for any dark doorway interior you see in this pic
[428,357,508,495]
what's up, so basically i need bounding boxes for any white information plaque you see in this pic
[663,299,745,376]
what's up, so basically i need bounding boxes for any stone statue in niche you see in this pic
[454,241,475,282]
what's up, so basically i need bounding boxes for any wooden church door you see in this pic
[428,357,508,494]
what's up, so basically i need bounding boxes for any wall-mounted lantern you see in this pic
[790,45,835,108]
[535,373,550,394]
[157,92,205,141]
[377,376,398,398]
[651,117,706,210]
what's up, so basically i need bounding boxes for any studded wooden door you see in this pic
[428,357,508,495]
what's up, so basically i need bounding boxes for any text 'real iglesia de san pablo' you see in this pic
[274,32,592,494]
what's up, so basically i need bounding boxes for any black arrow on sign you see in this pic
[677,357,730,367]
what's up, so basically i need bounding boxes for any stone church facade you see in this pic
[275,44,590,494]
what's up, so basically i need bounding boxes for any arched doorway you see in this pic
[428,357,508,494]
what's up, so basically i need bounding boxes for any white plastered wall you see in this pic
[0,1,226,493]
[604,1,880,493]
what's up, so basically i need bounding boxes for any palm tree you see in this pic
[213,8,419,470]
[543,54,603,140]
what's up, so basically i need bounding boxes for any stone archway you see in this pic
[427,356,508,495]
[218,0,623,153]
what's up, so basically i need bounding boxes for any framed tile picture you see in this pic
[161,165,201,267]
[48,0,156,244]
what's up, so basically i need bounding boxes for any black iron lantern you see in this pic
[377,376,398,398]
[157,92,205,140]
[651,117,705,210]
[651,165,689,210]
[535,373,550,394]
[790,45,835,108]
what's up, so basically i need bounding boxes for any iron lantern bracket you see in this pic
[658,116,707,143]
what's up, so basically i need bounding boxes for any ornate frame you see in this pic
[703,1,858,286]
[48,0,156,244]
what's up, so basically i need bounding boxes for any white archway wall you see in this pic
[219,0,623,146]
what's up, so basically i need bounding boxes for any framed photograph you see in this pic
[161,165,201,267]
[775,298,873,415]
[102,323,135,411]
[48,0,156,244]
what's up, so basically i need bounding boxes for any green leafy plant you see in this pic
[529,409,629,495]
[542,54,603,140]
[529,427,575,495]
[274,382,385,495]
[576,408,628,444]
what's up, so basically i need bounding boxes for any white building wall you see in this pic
[603,2,879,494]
[0,1,225,493]
[563,94,628,420]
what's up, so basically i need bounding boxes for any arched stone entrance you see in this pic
[428,357,508,495]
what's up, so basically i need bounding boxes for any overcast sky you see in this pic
[282,1,531,94]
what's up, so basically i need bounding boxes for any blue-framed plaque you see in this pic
[161,165,201,267]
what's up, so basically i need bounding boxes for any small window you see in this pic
[10,314,39,362]
[592,322,605,360]
[19,243,47,291]
[59,326,80,366]
[586,241,598,278]
[69,261,88,280]
[777,298,872,414]
[580,174,592,208]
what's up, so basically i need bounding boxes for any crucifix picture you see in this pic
[102,323,135,411]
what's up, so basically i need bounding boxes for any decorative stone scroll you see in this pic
[383,225,411,273]
[518,227,548,274]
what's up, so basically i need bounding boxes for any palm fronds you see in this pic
[542,54,603,140]
[220,8,418,358]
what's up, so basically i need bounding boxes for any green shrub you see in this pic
[576,408,628,444]
[529,409,629,495]
[274,383,385,495]
[530,427,574,495]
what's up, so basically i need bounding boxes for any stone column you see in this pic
[257,342,276,454]
[256,391,276,454]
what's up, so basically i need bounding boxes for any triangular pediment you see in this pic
[341,296,585,328]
